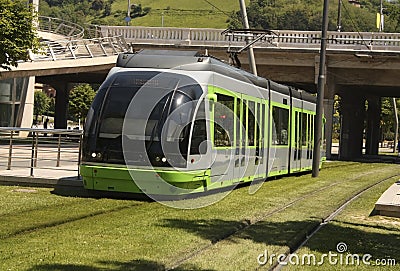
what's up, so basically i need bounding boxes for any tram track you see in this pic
[165,168,398,270]
[269,173,400,271]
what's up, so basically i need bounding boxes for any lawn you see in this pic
[0,161,399,270]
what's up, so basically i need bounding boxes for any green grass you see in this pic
[91,0,249,28]
[0,162,399,270]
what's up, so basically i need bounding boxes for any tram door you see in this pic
[209,88,236,183]
[233,96,244,180]
[234,96,258,181]
[292,111,301,171]
[255,101,266,178]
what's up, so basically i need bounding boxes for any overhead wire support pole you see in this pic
[393,98,398,153]
[239,0,257,76]
[312,0,329,177]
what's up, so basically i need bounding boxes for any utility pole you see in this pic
[312,0,329,177]
[239,0,257,76]
[393,98,398,153]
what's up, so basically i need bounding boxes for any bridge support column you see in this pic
[365,96,381,155]
[323,82,336,160]
[54,82,71,129]
[324,97,334,160]
[339,92,365,160]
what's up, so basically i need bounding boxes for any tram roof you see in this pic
[116,50,316,103]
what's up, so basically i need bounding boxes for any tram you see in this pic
[80,50,325,196]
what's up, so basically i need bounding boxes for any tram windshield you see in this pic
[82,71,203,167]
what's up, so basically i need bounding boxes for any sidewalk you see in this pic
[0,166,83,188]
[375,181,400,218]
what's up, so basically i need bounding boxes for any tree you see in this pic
[33,91,50,124]
[68,84,96,122]
[0,0,40,70]
[91,0,104,12]
[103,1,112,17]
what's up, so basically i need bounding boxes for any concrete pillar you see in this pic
[339,92,365,160]
[323,81,336,160]
[19,76,35,128]
[365,96,381,155]
[323,97,335,159]
[53,82,71,129]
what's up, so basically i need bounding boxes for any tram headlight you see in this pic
[161,157,167,163]
[91,152,101,159]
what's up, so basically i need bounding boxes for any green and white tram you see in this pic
[80,50,324,196]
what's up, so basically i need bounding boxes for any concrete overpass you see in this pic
[1,22,400,160]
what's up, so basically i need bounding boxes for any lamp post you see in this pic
[379,0,384,32]
[337,0,342,31]
[312,0,329,177]
[126,0,131,26]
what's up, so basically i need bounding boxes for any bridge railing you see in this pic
[100,26,400,52]
[31,35,129,61]
[38,16,85,40]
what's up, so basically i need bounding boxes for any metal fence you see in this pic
[0,127,82,178]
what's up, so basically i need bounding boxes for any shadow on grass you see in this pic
[27,260,216,271]
[51,184,154,201]
[27,260,164,271]
[160,218,400,264]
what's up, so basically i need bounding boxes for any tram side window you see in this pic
[190,101,207,155]
[272,106,289,145]
[214,94,234,147]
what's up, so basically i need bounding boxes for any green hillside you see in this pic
[100,0,250,28]
[40,0,249,29]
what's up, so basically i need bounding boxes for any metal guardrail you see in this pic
[32,35,129,61]
[38,16,85,40]
[0,127,83,178]
[100,26,400,52]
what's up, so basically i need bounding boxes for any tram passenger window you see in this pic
[272,106,289,145]
[301,112,307,146]
[190,101,207,155]
[242,100,247,145]
[214,94,234,147]
[248,101,256,146]
[294,112,299,146]
[261,104,265,148]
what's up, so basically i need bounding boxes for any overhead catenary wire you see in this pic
[340,0,373,52]
[202,0,242,26]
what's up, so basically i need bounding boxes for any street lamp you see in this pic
[379,0,384,32]
[337,0,342,31]
[125,0,132,26]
